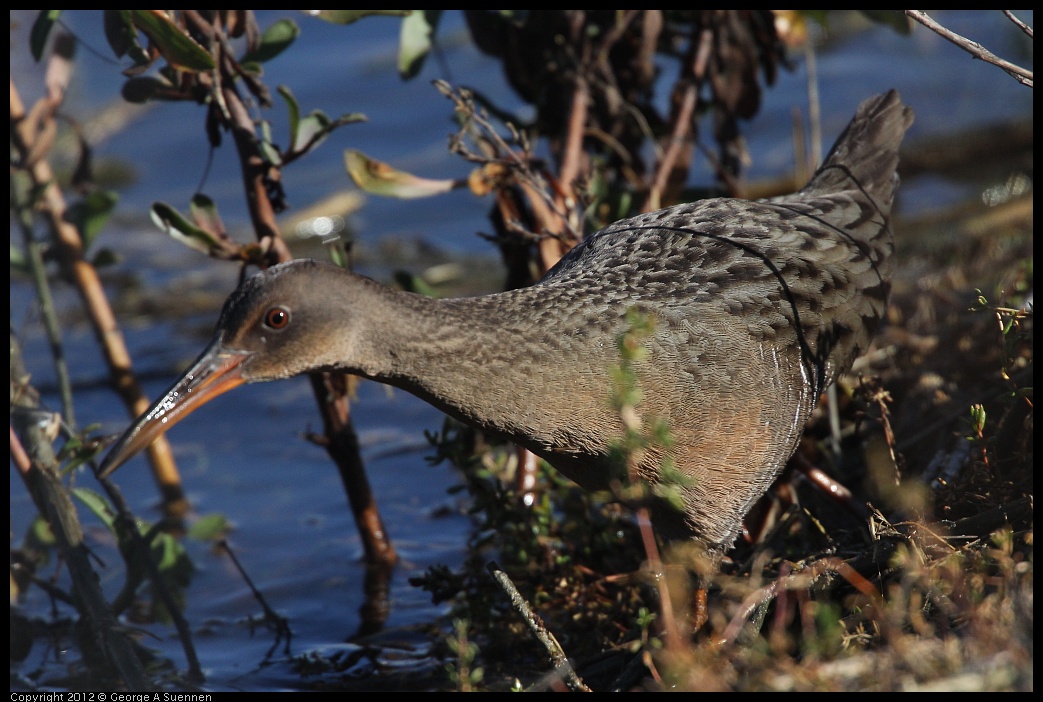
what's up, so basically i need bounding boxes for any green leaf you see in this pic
[72,487,119,531]
[328,242,349,269]
[150,201,221,255]
[259,118,274,146]
[104,10,151,66]
[344,149,462,199]
[276,86,365,155]
[189,194,224,237]
[858,10,912,35]
[152,531,186,571]
[29,11,62,62]
[186,513,230,541]
[66,190,119,250]
[90,247,120,269]
[240,18,299,64]
[398,10,441,80]
[309,10,411,25]
[110,11,152,68]
[276,85,302,149]
[259,138,283,166]
[332,112,367,127]
[121,75,177,103]
[11,244,28,273]
[294,111,331,152]
[55,426,105,472]
[393,270,438,297]
[103,10,132,58]
[970,404,987,435]
[258,118,282,165]
[28,515,57,551]
[129,10,216,72]
[798,10,830,29]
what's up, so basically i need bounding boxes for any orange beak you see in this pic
[98,338,253,477]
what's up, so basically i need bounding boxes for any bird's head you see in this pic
[98,260,361,477]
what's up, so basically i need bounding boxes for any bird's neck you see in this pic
[348,280,611,455]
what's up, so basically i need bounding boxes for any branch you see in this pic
[487,562,591,692]
[11,67,189,513]
[905,10,1033,88]
[1002,10,1033,38]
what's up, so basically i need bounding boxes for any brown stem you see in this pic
[309,373,399,566]
[643,81,698,212]
[11,76,188,513]
[12,338,153,690]
[216,49,395,566]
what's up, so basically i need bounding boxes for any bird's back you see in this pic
[520,91,913,547]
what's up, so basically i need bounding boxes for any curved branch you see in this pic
[1003,10,1033,38]
[906,10,1033,88]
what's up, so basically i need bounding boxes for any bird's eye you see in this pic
[263,306,291,330]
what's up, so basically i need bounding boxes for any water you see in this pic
[10,10,1033,691]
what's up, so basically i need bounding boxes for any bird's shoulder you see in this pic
[539,198,823,296]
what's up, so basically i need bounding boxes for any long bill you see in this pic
[97,337,253,478]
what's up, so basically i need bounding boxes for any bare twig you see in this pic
[307,372,399,566]
[100,475,205,682]
[12,61,189,514]
[218,539,293,643]
[719,557,884,646]
[11,340,153,691]
[634,507,685,649]
[642,23,714,212]
[1003,10,1033,38]
[487,562,592,692]
[905,11,1033,88]
[195,12,395,566]
[643,81,698,212]
[436,79,585,259]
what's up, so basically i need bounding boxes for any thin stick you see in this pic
[905,11,1033,87]
[487,562,592,692]
[1002,10,1032,38]
[219,539,292,643]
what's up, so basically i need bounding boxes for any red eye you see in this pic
[263,306,290,330]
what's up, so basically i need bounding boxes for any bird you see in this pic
[99,91,913,564]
